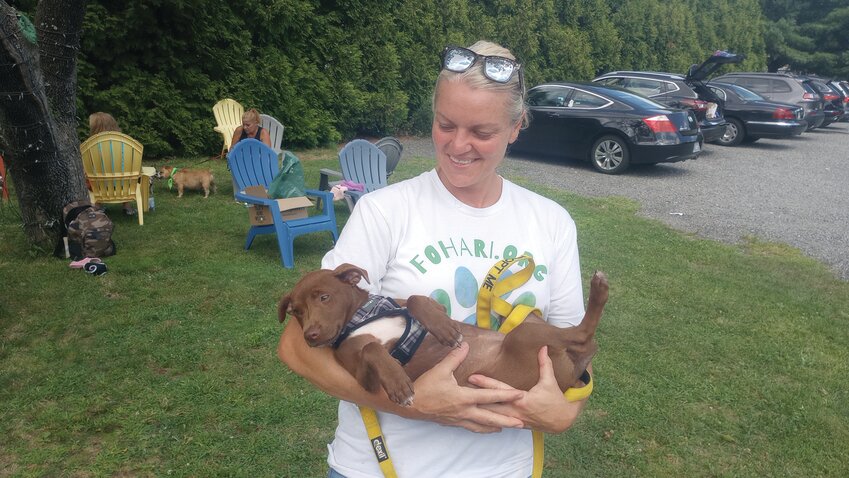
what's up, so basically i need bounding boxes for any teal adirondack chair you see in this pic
[375,136,403,177]
[227,139,337,268]
[338,139,388,209]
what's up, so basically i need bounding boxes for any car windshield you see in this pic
[722,83,764,101]
[602,87,668,110]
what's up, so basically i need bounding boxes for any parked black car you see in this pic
[829,80,849,120]
[799,77,845,126]
[593,51,744,144]
[511,82,701,174]
[706,82,807,146]
[712,72,826,130]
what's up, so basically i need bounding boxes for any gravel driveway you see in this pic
[402,122,849,280]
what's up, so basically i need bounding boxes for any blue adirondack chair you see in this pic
[227,139,338,268]
[338,139,388,209]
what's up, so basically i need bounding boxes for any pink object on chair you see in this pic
[340,179,364,192]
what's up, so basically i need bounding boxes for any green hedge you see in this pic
[74,0,769,158]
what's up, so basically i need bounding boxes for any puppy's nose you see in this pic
[304,325,322,344]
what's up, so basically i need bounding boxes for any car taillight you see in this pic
[843,97,849,104]
[823,93,839,101]
[772,108,795,120]
[643,115,677,133]
[802,92,817,100]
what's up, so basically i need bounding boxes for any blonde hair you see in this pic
[89,112,121,136]
[242,108,261,125]
[433,40,528,128]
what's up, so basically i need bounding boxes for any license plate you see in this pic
[693,142,701,153]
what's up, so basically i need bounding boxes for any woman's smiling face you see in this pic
[432,79,522,208]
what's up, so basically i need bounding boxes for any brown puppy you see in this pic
[279,263,608,406]
[157,166,216,198]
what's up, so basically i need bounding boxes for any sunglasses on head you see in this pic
[441,45,524,92]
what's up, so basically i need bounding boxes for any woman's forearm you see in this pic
[278,320,525,432]
[278,318,423,418]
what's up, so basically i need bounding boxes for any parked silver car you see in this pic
[712,72,825,130]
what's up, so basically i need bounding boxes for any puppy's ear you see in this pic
[333,263,370,285]
[278,294,292,323]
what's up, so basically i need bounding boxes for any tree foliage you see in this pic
[6,0,842,161]
[760,0,849,76]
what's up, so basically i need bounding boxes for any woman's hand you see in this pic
[411,342,526,433]
[468,346,587,434]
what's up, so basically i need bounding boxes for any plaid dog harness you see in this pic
[332,294,427,365]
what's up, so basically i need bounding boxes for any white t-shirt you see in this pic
[321,169,585,478]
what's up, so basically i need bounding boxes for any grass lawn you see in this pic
[1,145,847,477]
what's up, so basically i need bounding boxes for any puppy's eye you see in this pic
[320,294,330,302]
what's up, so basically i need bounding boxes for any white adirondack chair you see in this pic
[260,114,285,156]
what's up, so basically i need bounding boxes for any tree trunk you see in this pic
[0,0,87,251]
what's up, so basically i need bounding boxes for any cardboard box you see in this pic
[244,185,313,225]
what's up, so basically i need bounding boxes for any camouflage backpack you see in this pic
[62,199,116,260]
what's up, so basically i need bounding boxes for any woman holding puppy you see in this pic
[279,41,589,478]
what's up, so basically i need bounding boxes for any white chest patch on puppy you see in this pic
[349,315,406,345]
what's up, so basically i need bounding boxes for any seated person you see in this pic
[231,108,271,148]
[88,112,136,216]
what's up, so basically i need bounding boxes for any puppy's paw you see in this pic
[428,319,463,347]
[384,378,415,407]
[406,295,463,347]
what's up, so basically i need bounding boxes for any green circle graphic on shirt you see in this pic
[513,291,537,308]
[429,288,451,316]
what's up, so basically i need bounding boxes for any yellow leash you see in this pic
[358,255,592,477]
[360,406,399,478]
[477,255,593,478]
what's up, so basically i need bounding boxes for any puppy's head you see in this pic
[156,166,174,179]
[278,264,370,348]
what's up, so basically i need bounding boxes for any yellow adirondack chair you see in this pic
[80,132,145,225]
[213,98,244,156]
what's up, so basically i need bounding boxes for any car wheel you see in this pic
[717,118,745,146]
[590,135,630,174]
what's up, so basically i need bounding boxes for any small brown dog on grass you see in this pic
[279,263,608,406]
[157,166,216,198]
